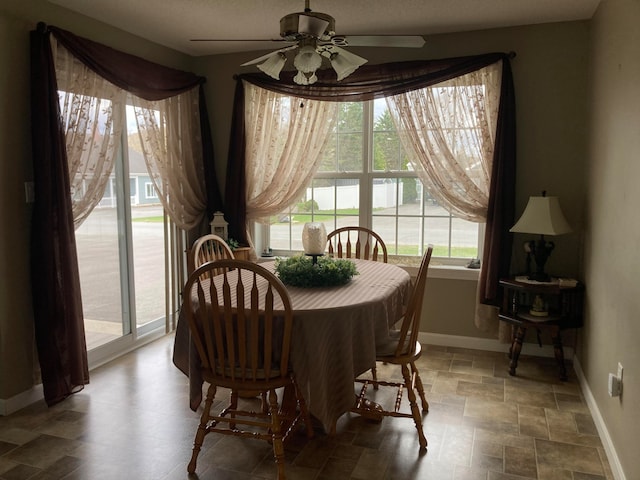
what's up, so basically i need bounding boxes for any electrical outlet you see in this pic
[608,373,621,397]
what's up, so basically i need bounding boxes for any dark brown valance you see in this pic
[235,52,513,101]
[48,25,204,101]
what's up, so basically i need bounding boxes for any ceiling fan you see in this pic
[191,0,425,85]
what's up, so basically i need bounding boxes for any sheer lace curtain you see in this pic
[386,62,508,338]
[53,39,126,228]
[243,81,337,248]
[385,62,502,223]
[131,89,207,230]
[53,40,207,231]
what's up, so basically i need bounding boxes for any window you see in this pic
[71,102,167,355]
[145,182,158,199]
[262,98,483,264]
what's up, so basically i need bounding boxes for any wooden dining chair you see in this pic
[326,226,388,263]
[327,226,388,386]
[183,259,313,478]
[189,233,235,277]
[352,245,433,450]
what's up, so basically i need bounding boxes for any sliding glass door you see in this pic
[75,108,167,364]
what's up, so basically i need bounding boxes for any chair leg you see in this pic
[410,361,429,412]
[401,364,427,450]
[188,384,216,474]
[371,365,379,390]
[267,389,287,480]
[229,389,239,429]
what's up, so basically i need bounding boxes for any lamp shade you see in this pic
[293,70,318,85]
[330,49,367,81]
[510,196,572,236]
[293,45,323,73]
[257,52,287,80]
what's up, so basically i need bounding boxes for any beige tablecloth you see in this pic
[173,258,410,431]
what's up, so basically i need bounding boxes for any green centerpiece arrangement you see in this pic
[274,255,358,288]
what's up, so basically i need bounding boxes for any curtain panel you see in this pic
[225,52,516,313]
[29,23,222,406]
[242,82,338,246]
[385,63,502,223]
[30,24,88,407]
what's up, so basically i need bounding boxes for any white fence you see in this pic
[308,181,408,210]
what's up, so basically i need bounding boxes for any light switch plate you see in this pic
[24,181,35,203]
[608,373,621,397]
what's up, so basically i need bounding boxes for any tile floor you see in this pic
[0,334,614,479]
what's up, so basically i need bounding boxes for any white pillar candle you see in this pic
[302,222,327,255]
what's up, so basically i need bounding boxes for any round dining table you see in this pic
[173,258,411,432]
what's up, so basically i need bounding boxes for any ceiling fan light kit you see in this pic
[329,48,368,81]
[195,1,425,85]
[293,43,323,73]
[257,52,287,80]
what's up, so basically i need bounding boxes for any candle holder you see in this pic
[209,211,229,239]
[302,222,327,258]
[305,253,324,265]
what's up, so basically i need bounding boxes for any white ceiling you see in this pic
[48,0,601,57]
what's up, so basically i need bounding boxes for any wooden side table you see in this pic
[498,277,584,381]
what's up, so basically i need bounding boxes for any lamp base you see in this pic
[526,236,555,283]
[527,272,552,283]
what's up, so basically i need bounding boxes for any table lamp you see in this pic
[510,191,572,282]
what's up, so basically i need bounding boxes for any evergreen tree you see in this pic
[336,102,363,172]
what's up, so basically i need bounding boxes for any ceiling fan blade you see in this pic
[298,14,330,37]
[190,38,288,43]
[240,45,297,66]
[331,35,426,48]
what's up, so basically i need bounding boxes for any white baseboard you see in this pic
[573,357,626,480]
[0,384,43,416]
[419,332,574,359]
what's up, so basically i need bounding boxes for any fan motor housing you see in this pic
[280,12,335,40]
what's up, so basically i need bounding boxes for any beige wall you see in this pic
[0,10,34,404]
[583,1,640,478]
